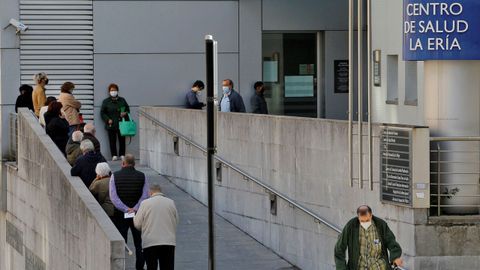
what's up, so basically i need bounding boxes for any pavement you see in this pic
[109,162,295,270]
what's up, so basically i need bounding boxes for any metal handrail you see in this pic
[139,110,342,233]
[431,136,480,142]
[430,137,480,216]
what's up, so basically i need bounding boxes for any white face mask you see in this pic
[110,91,118,97]
[361,221,372,230]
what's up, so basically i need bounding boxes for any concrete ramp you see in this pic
[118,164,295,270]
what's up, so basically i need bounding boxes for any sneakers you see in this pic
[120,155,125,161]
[112,156,118,161]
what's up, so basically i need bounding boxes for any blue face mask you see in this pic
[222,86,230,94]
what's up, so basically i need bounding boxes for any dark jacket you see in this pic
[89,176,115,217]
[185,90,205,109]
[43,110,56,128]
[46,115,69,155]
[334,216,402,270]
[65,141,82,166]
[113,166,145,208]
[83,132,101,153]
[100,96,130,130]
[219,89,246,113]
[15,93,34,113]
[251,92,268,114]
[71,151,107,187]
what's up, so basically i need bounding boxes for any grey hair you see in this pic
[150,184,162,193]
[33,72,48,84]
[80,139,94,152]
[95,162,111,177]
[71,131,83,142]
[83,123,95,134]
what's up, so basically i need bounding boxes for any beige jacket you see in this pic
[32,85,46,117]
[134,193,178,249]
[58,92,81,126]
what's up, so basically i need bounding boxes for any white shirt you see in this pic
[39,105,48,126]
[220,94,230,112]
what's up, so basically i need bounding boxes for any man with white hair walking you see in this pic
[134,184,178,270]
[71,139,106,187]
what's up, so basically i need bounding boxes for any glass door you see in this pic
[262,33,319,117]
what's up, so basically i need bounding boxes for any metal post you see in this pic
[348,0,354,187]
[205,35,216,270]
[437,143,441,216]
[357,0,363,189]
[367,0,373,190]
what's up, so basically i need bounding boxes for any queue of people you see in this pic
[16,71,411,270]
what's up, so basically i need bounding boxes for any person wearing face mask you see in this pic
[58,81,82,136]
[185,80,206,109]
[250,81,268,114]
[334,205,403,270]
[100,83,130,161]
[32,72,49,117]
[219,79,246,113]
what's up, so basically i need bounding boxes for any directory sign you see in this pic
[403,0,480,60]
[380,127,412,206]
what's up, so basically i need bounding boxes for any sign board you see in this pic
[380,127,412,206]
[334,60,349,93]
[403,0,480,60]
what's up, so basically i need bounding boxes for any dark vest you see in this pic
[113,166,145,208]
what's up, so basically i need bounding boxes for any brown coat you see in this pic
[32,85,46,117]
[58,92,81,126]
[89,176,114,217]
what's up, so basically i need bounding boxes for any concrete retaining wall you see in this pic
[139,107,480,270]
[0,109,125,270]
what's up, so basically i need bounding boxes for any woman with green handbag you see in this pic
[100,83,130,161]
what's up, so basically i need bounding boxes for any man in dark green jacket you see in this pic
[335,205,403,270]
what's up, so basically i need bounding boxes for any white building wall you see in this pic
[371,0,425,126]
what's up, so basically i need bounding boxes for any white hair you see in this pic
[33,72,48,84]
[80,139,94,152]
[95,162,111,177]
[72,131,83,142]
[83,123,95,134]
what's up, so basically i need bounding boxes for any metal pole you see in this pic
[205,35,216,270]
[437,143,441,216]
[357,0,363,189]
[367,0,373,190]
[348,0,354,187]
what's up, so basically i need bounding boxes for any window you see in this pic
[404,61,418,106]
[386,55,398,104]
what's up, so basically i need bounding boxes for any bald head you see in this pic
[84,123,95,135]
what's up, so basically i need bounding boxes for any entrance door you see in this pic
[262,32,321,118]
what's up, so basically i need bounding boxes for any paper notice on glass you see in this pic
[284,76,314,97]
[263,61,278,82]
[124,212,135,219]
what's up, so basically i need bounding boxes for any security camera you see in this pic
[8,19,28,33]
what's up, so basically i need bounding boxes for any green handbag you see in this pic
[119,113,136,137]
